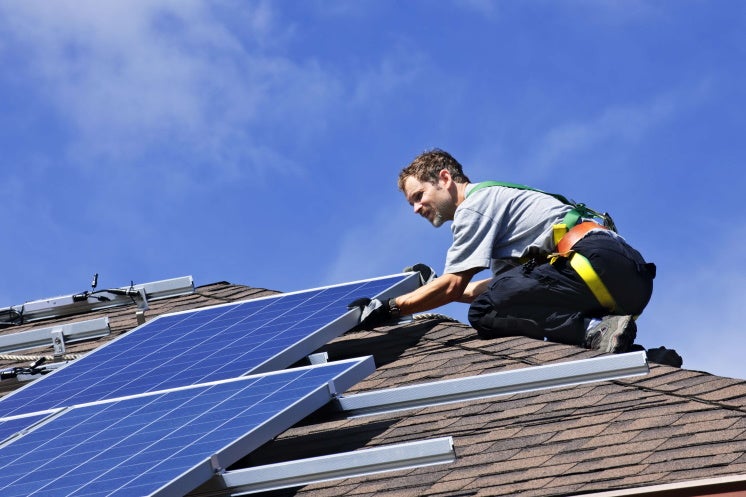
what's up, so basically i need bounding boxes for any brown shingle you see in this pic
[4,280,746,497]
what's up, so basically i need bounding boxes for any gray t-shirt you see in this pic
[444,183,573,275]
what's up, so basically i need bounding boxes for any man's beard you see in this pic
[429,195,452,227]
[430,211,445,227]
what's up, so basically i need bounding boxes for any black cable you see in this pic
[0,357,49,381]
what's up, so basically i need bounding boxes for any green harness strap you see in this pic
[466,181,621,313]
[465,180,614,231]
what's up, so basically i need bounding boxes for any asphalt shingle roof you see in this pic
[2,280,745,497]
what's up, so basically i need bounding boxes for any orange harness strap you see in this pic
[556,221,608,255]
[550,221,618,313]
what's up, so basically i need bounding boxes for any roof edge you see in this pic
[585,474,746,497]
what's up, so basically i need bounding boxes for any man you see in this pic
[350,149,656,353]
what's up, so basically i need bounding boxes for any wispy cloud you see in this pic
[324,195,451,284]
[349,44,427,108]
[0,1,339,188]
[642,225,746,378]
[0,1,439,196]
[568,0,663,24]
[528,92,679,176]
[455,0,501,19]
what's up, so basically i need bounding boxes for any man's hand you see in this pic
[403,263,438,286]
[347,297,395,329]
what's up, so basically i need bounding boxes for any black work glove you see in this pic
[403,263,438,286]
[347,297,395,330]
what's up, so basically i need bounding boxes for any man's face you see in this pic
[402,175,455,227]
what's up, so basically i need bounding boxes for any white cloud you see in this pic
[528,92,678,176]
[0,1,437,196]
[0,1,337,187]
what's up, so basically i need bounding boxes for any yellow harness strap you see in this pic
[567,252,617,313]
[552,223,568,247]
[550,221,618,313]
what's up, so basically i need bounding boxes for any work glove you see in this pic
[347,297,395,330]
[403,263,438,286]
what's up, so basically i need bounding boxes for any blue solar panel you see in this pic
[0,357,374,497]
[0,274,417,418]
[0,412,49,444]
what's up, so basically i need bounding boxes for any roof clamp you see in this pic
[134,289,148,325]
[136,288,149,311]
[307,352,328,365]
[326,379,340,398]
[210,454,224,475]
[51,328,65,361]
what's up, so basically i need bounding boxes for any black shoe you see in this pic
[646,346,683,367]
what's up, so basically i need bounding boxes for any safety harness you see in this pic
[466,181,620,313]
[552,221,618,312]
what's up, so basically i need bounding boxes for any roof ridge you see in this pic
[192,284,279,304]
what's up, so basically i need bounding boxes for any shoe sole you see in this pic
[596,316,637,354]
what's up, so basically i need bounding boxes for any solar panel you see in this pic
[0,274,418,418]
[0,357,374,497]
[0,412,50,445]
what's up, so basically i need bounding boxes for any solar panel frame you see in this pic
[0,411,54,446]
[0,273,418,418]
[0,357,375,497]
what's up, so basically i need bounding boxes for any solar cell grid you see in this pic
[0,274,416,418]
[0,358,373,497]
[0,412,50,445]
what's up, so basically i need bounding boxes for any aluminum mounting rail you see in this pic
[190,437,455,496]
[0,317,110,355]
[335,351,649,417]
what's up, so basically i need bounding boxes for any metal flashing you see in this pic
[336,351,649,417]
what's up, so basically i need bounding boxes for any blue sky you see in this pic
[1,1,744,378]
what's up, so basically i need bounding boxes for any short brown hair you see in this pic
[398,149,471,191]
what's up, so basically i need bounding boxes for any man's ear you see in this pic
[438,169,452,187]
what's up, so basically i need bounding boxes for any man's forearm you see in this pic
[395,270,480,315]
[457,278,491,303]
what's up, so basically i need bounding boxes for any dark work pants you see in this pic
[467,232,656,346]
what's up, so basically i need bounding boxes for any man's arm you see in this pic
[395,267,483,315]
[457,278,491,303]
[457,259,521,303]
